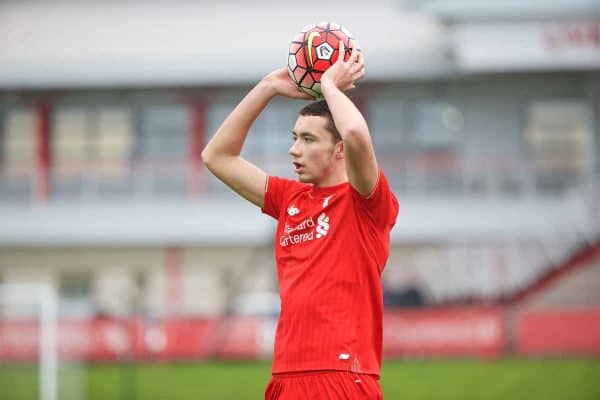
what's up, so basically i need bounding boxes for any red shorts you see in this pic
[264,370,383,399]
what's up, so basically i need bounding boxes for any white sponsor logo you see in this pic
[279,212,332,247]
[322,195,333,208]
[316,212,330,238]
[284,217,315,235]
[287,205,299,216]
[339,353,350,360]
[280,217,315,247]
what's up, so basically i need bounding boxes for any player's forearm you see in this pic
[201,81,277,166]
[320,80,370,144]
[321,79,378,196]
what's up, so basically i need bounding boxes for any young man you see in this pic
[202,43,398,399]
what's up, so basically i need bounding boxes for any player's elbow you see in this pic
[201,146,216,171]
[201,146,234,177]
[200,146,210,163]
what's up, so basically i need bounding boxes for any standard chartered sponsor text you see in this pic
[284,216,315,234]
[279,217,315,247]
[280,230,315,247]
[280,214,330,247]
[280,216,315,247]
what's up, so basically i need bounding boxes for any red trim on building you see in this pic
[516,309,600,355]
[3,308,600,361]
[35,103,51,201]
[384,307,506,358]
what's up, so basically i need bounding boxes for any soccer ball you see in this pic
[287,22,360,99]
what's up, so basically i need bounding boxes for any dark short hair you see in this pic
[299,100,342,143]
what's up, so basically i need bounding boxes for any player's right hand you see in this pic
[321,41,365,93]
[262,68,313,100]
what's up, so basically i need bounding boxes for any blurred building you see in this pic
[0,0,599,318]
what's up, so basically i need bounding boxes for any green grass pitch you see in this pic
[1,358,599,399]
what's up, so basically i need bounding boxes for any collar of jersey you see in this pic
[309,180,348,196]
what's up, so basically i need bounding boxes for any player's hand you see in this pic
[262,67,313,100]
[320,41,364,91]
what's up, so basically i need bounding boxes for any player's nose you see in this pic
[289,140,301,157]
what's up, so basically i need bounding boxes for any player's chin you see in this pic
[296,172,312,183]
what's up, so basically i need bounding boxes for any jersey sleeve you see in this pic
[352,169,399,228]
[261,175,296,220]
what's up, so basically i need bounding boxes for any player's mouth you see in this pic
[293,162,305,173]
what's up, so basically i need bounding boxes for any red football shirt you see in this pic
[262,169,399,376]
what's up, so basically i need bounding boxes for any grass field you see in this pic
[1,358,599,399]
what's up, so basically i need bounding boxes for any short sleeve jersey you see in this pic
[261,170,399,376]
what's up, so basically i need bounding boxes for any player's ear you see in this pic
[335,141,344,160]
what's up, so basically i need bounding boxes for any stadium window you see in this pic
[410,101,464,149]
[52,105,133,199]
[525,99,593,193]
[59,270,95,317]
[368,98,410,192]
[369,97,463,193]
[411,100,464,193]
[368,98,405,154]
[252,100,299,153]
[136,104,187,197]
[60,271,92,299]
[0,108,36,200]
[94,107,133,179]
[53,107,89,179]
[92,107,134,197]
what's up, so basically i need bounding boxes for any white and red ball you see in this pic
[287,22,360,99]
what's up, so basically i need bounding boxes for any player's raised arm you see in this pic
[201,68,311,208]
[320,42,378,197]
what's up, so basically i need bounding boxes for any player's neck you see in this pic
[313,168,348,188]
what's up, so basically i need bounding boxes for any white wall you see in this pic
[0,0,448,88]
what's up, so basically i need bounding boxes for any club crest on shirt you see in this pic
[287,205,300,216]
[316,213,330,238]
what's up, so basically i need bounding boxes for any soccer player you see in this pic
[202,42,398,399]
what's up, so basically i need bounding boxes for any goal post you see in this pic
[0,283,58,400]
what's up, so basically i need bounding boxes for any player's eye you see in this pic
[303,137,314,143]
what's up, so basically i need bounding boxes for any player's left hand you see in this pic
[320,41,365,91]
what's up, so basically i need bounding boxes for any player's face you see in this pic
[289,115,340,185]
